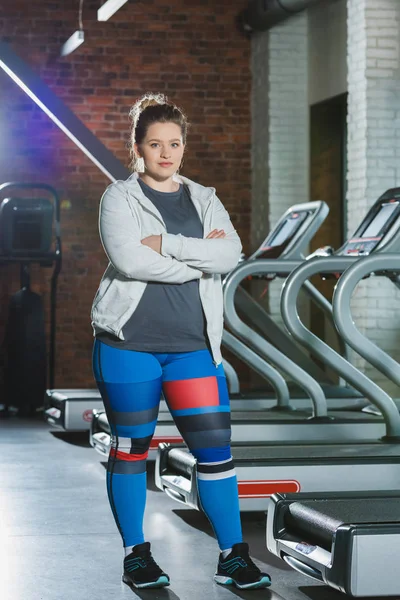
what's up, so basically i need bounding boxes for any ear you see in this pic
[133,142,142,158]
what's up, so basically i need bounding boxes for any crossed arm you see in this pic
[142,228,227,252]
[99,183,242,283]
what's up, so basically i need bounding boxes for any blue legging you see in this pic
[92,340,242,551]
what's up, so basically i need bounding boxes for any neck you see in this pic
[139,173,179,193]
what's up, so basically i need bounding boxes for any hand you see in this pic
[141,234,162,254]
[206,229,226,239]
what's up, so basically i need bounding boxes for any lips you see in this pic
[159,162,173,167]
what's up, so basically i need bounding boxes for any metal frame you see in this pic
[281,256,400,439]
[333,253,400,388]
[223,259,328,417]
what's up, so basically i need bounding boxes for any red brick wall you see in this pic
[0,0,251,391]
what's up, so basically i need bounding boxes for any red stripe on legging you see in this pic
[163,376,219,410]
[110,448,148,462]
[149,436,183,449]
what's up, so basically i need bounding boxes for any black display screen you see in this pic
[13,216,42,250]
[269,212,307,247]
[361,202,398,238]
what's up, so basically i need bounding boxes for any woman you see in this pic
[91,92,271,591]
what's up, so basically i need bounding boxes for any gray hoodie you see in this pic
[91,172,243,366]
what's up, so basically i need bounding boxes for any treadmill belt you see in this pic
[285,497,400,551]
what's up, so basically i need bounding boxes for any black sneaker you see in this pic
[214,542,271,590]
[122,542,170,589]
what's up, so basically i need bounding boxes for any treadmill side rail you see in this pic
[90,409,111,456]
[268,493,400,597]
[266,492,287,556]
[155,443,200,510]
[45,389,104,431]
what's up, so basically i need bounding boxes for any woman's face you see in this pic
[135,121,185,180]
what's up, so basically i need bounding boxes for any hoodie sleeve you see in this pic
[99,183,202,283]
[160,194,243,274]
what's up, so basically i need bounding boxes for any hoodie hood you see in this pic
[125,171,215,204]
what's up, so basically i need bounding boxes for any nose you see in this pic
[160,146,171,159]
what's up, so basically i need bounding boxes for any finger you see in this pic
[206,230,226,239]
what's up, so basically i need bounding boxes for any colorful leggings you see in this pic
[92,340,242,551]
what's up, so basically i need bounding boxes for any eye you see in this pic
[150,143,159,148]
[171,143,180,148]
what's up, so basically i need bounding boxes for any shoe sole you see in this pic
[122,574,170,589]
[214,574,271,589]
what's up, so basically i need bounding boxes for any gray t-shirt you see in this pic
[97,178,208,353]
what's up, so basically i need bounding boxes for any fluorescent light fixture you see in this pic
[60,30,85,57]
[98,0,129,21]
[0,41,130,182]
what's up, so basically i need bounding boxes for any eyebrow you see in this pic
[147,138,181,143]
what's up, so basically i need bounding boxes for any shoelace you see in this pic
[135,550,162,573]
[236,553,261,575]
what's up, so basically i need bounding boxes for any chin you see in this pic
[151,169,176,181]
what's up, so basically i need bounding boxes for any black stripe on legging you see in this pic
[96,340,126,546]
[197,459,234,474]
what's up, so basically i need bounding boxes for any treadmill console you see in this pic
[223,200,328,282]
[254,210,310,260]
[339,189,400,256]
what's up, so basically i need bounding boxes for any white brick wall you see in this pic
[251,14,310,328]
[268,15,309,228]
[347,0,400,396]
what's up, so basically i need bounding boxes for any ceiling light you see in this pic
[98,0,129,21]
[60,30,85,57]
[61,0,85,57]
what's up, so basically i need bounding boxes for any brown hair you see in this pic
[128,92,189,172]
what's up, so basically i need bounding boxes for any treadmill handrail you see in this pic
[223,259,328,417]
[222,330,290,406]
[332,253,400,388]
[302,280,350,365]
[221,358,240,394]
[280,256,400,438]
[235,285,335,383]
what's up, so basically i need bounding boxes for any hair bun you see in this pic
[129,92,167,125]
[140,93,167,110]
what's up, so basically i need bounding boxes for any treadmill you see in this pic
[222,201,365,408]
[90,200,377,458]
[267,250,400,597]
[267,490,400,597]
[155,188,400,510]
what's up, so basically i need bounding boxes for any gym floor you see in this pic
[1,419,386,600]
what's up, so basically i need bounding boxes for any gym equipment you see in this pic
[266,490,400,597]
[333,252,400,395]
[280,188,400,437]
[0,182,61,416]
[266,249,400,596]
[45,389,104,431]
[222,201,359,404]
[155,188,400,510]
